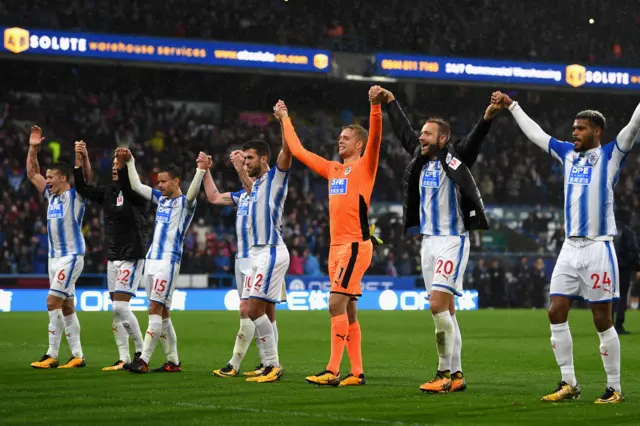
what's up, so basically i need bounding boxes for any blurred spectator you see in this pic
[530,257,547,309]
[489,258,506,308]
[288,249,305,275]
[303,249,322,276]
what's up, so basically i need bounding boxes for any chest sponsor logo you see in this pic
[156,204,172,223]
[47,201,65,219]
[421,169,441,188]
[329,178,348,195]
[568,166,593,185]
[237,199,249,216]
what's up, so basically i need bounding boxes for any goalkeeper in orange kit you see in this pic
[273,86,384,386]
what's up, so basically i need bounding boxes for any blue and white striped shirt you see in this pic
[146,189,196,263]
[509,100,640,239]
[419,160,467,236]
[549,138,625,237]
[44,186,86,258]
[247,166,289,247]
[231,189,251,259]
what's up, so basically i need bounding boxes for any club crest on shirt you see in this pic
[59,193,67,203]
[344,166,352,176]
[116,191,124,207]
[587,152,599,166]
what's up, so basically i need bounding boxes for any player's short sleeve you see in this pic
[270,165,290,187]
[43,185,51,200]
[230,189,245,206]
[151,188,162,204]
[548,138,573,162]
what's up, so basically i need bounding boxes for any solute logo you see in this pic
[0,289,13,312]
[313,54,329,70]
[566,64,587,88]
[4,27,30,54]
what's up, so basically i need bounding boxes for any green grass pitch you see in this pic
[1,309,638,425]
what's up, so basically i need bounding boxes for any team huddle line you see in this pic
[25,87,640,401]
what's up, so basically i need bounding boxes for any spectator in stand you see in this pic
[471,258,490,308]
[530,257,547,309]
[489,258,506,308]
[514,256,531,307]
[288,249,305,275]
[303,249,322,276]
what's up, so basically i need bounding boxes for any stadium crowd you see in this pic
[1,0,639,66]
[1,64,640,308]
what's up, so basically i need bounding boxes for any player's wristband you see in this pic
[508,101,519,111]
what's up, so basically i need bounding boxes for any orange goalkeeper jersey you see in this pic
[282,104,382,246]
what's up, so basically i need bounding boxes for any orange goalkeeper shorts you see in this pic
[328,240,373,298]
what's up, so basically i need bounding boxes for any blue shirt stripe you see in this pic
[70,191,84,255]
[47,219,54,258]
[264,171,274,243]
[57,216,68,257]
[598,150,609,235]
[430,187,440,236]
[565,180,573,236]
[448,179,457,235]
[270,173,289,245]
[577,185,589,236]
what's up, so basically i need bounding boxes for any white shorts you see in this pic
[550,238,620,303]
[143,259,181,309]
[48,255,84,299]
[235,257,253,300]
[249,245,289,303]
[421,235,470,297]
[107,259,145,296]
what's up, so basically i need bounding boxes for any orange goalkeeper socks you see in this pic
[346,321,363,376]
[327,314,349,374]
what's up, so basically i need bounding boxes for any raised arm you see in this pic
[380,88,420,155]
[203,170,235,206]
[502,94,552,152]
[276,117,293,172]
[454,95,502,166]
[230,150,253,194]
[616,102,640,152]
[74,141,93,183]
[115,148,154,202]
[198,152,235,206]
[26,126,47,195]
[362,86,383,176]
[274,101,330,179]
[73,142,104,203]
[186,168,205,208]
[73,165,105,204]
